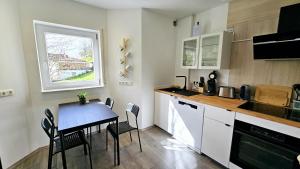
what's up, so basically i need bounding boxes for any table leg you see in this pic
[116,118,120,165]
[59,132,67,169]
[0,157,3,169]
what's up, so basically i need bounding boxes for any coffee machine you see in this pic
[293,84,300,110]
[293,84,300,101]
[204,71,217,96]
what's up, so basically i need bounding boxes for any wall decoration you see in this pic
[119,37,133,85]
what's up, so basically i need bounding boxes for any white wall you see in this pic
[141,9,176,128]
[106,9,176,129]
[189,3,230,86]
[18,0,109,151]
[174,3,229,87]
[0,0,31,168]
[194,3,229,35]
[0,5,175,167]
[174,16,193,87]
[106,9,143,126]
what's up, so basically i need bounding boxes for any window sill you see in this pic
[41,85,104,93]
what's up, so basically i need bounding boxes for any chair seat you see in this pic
[107,121,136,137]
[54,130,87,154]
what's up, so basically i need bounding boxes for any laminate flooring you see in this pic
[9,127,224,169]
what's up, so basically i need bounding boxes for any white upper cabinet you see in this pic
[198,31,233,70]
[181,36,200,69]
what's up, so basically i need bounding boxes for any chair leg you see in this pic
[88,144,93,169]
[98,124,101,133]
[106,129,108,151]
[83,143,87,155]
[48,144,53,169]
[89,127,92,147]
[114,138,116,166]
[129,131,132,142]
[86,127,89,137]
[137,129,142,152]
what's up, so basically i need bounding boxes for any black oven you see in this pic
[230,120,300,169]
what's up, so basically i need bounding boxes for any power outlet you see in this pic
[0,89,14,97]
[119,81,133,86]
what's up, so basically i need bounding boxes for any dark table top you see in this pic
[58,101,118,133]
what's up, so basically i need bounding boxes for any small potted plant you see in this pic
[77,91,87,105]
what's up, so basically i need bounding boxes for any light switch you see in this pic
[0,89,14,97]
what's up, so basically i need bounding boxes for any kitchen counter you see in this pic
[155,89,300,128]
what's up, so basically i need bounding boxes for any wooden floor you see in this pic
[10,127,224,169]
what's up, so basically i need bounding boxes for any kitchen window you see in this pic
[33,20,103,92]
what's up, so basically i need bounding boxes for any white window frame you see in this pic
[33,20,104,92]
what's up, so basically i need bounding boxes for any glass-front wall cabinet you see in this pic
[182,37,200,69]
[198,31,233,70]
[200,34,220,67]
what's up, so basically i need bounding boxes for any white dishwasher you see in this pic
[171,97,204,153]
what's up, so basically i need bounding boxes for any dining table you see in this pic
[57,100,120,169]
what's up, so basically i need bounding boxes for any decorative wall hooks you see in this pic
[119,37,133,85]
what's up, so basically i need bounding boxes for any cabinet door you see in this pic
[201,117,234,167]
[154,92,173,134]
[182,37,200,69]
[199,33,222,69]
[205,105,235,125]
[172,98,204,153]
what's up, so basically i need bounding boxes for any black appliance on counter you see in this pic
[231,120,300,169]
[253,3,300,60]
[204,71,217,96]
[240,85,251,100]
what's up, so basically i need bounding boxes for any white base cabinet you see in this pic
[172,98,204,153]
[201,105,235,168]
[154,92,173,134]
[202,117,234,167]
[154,92,204,153]
[154,92,235,160]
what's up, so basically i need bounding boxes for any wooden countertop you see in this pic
[155,89,300,128]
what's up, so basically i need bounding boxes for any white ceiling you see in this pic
[74,0,229,19]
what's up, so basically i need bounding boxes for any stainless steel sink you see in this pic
[160,87,200,96]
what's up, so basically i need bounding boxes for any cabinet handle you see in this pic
[225,124,231,127]
[178,101,197,109]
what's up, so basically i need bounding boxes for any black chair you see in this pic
[86,98,114,146]
[106,103,142,164]
[105,97,114,109]
[41,118,93,169]
[98,98,114,133]
[44,109,58,136]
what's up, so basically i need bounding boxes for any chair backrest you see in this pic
[41,118,54,139]
[126,103,139,118]
[105,98,114,109]
[125,103,140,128]
[44,108,55,127]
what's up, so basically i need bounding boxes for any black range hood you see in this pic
[253,3,300,60]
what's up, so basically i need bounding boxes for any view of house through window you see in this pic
[34,21,103,92]
[45,33,95,82]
